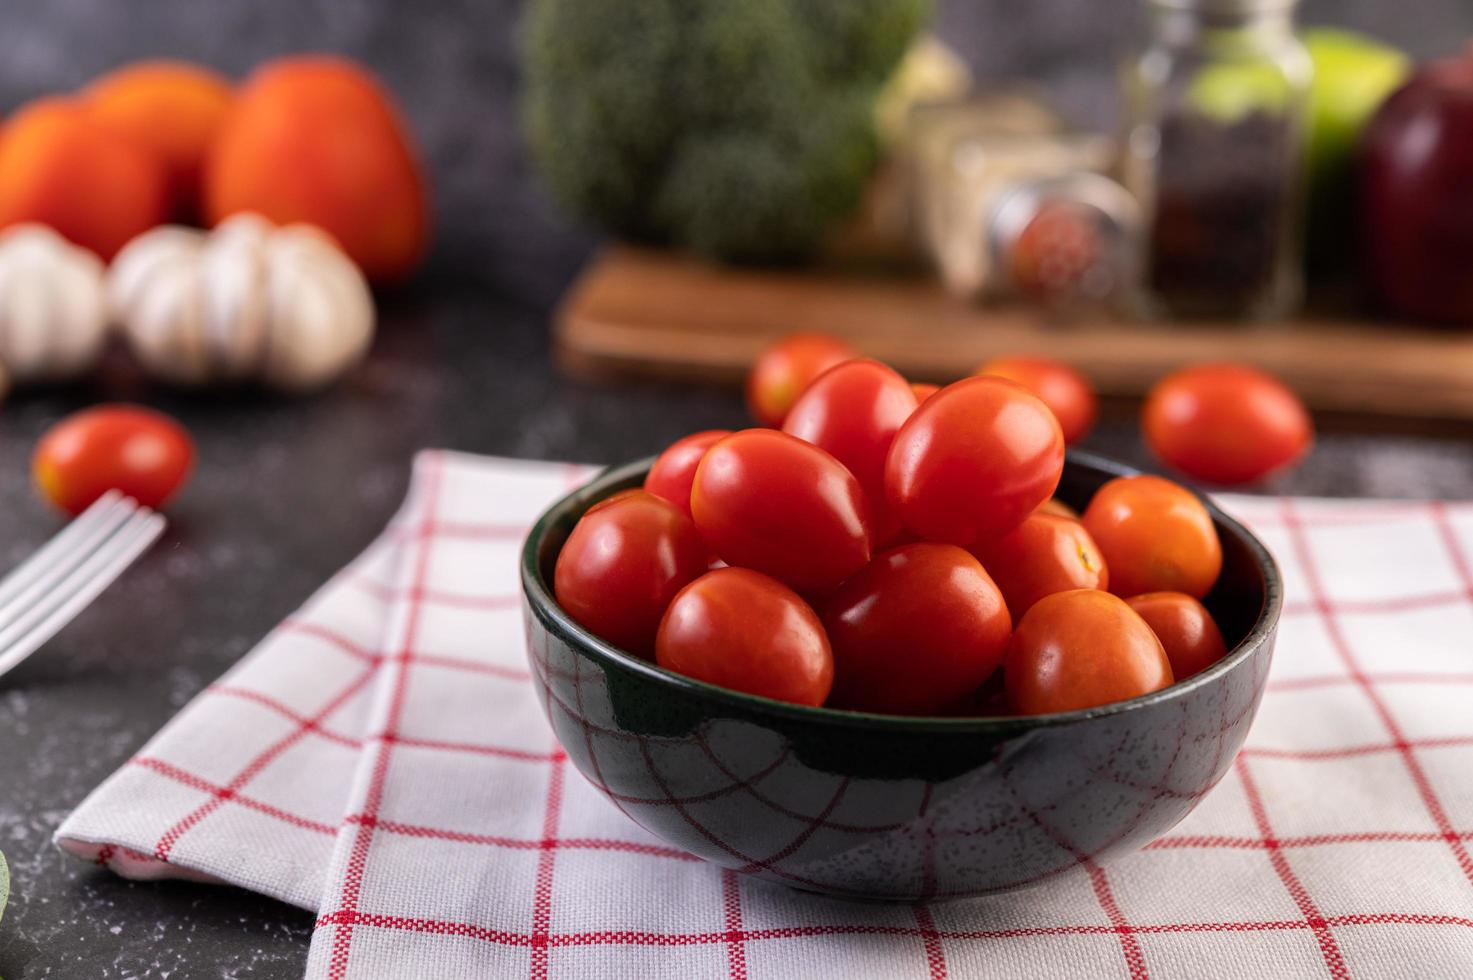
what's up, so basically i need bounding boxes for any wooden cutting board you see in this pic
[555,245,1473,420]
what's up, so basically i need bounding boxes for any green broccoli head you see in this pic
[524,0,930,262]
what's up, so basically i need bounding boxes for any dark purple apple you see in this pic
[1360,51,1473,324]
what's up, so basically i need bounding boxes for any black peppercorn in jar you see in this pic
[1121,0,1311,320]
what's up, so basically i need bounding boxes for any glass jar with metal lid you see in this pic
[1121,0,1312,320]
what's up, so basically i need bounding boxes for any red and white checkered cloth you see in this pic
[55,451,1473,978]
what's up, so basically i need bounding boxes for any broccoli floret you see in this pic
[523,0,930,263]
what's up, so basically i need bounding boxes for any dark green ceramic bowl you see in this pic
[520,451,1279,901]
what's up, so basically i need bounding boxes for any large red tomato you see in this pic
[643,429,731,518]
[1143,363,1313,485]
[33,404,195,515]
[691,429,872,595]
[972,512,1108,620]
[884,376,1064,547]
[1005,589,1173,715]
[782,359,917,542]
[1082,475,1222,599]
[823,543,1011,715]
[977,355,1098,445]
[553,490,709,657]
[745,332,856,428]
[657,567,833,706]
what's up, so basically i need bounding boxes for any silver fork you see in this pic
[0,491,166,681]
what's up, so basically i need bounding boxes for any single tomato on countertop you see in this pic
[553,490,709,658]
[885,376,1064,547]
[691,429,872,596]
[656,567,833,707]
[1082,475,1222,599]
[783,359,917,542]
[1126,591,1229,679]
[33,404,195,515]
[1143,362,1313,485]
[1005,589,1173,715]
[745,332,856,428]
[976,355,1098,445]
[643,429,731,518]
[823,543,1012,715]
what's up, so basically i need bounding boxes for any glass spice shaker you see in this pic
[1121,0,1312,320]
[910,94,1141,309]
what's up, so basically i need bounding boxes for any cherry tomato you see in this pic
[1082,475,1222,599]
[554,490,709,657]
[1036,497,1079,521]
[977,355,1098,445]
[823,543,1011,715]
[1005,589,1173,715]
[691,429,871,595]
[33,404,195,515]
[1143,362,1313,485]
[656,567,833,706]
[644,429,732,518]
[1126,591,1229,680]
[884,376,1064,547]
[910,382,940,404]
[782,359,917,542]
[972,513,1108,620]
[745,332,857,428]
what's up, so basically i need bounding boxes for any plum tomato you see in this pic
[644,429,732,518]
[656,567,833,706]
[691,429,871,594]
[1036,497,1079,520]
[1082,475,1222,599]
[782,359,917,542]
[972,513,1108,620]
[1004,589,1173,715]
[977,355,1098,445]
[1143,362,1313,485]
[33,404,195,515]
[1126,591,1229,680]
[822,543,1011,715]
[884,376,1064,547]
[910,382,940,404]
[553,490,709,658]
[745,332,857,428]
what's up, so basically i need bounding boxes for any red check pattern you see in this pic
[56,453,1473,978]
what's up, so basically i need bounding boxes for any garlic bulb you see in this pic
[108,213,374,391]
[0,224,109,381]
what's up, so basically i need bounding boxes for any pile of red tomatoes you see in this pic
[555,335,1307,717]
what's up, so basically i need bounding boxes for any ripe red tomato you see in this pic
[972,512,1108,620]
[33,404,195,515]
[823,543,1011,715]
[1036,497,1079,521]
[910,382,940,404]
[884,376,1064,547]
[745,332,857,428]
[782,359,917,542]
[656,567,833,706]
[977,355,1098,445]
[1143,362,1313,485]
[1082,475,1222,599]
[691,429,871,594]
[1005,589,1173,715]
[1126,591,1229,680]
[643,429,731,518]
[554,490,709,657]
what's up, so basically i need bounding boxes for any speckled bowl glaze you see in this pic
[520,451,1280,901]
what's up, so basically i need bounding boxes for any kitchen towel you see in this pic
[56,450,1473,978]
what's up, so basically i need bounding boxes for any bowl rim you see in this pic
[520,449,1282,734]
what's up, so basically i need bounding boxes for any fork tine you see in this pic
[0,510,166,680]
[0,495,139,634]
[0,491,126,609]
